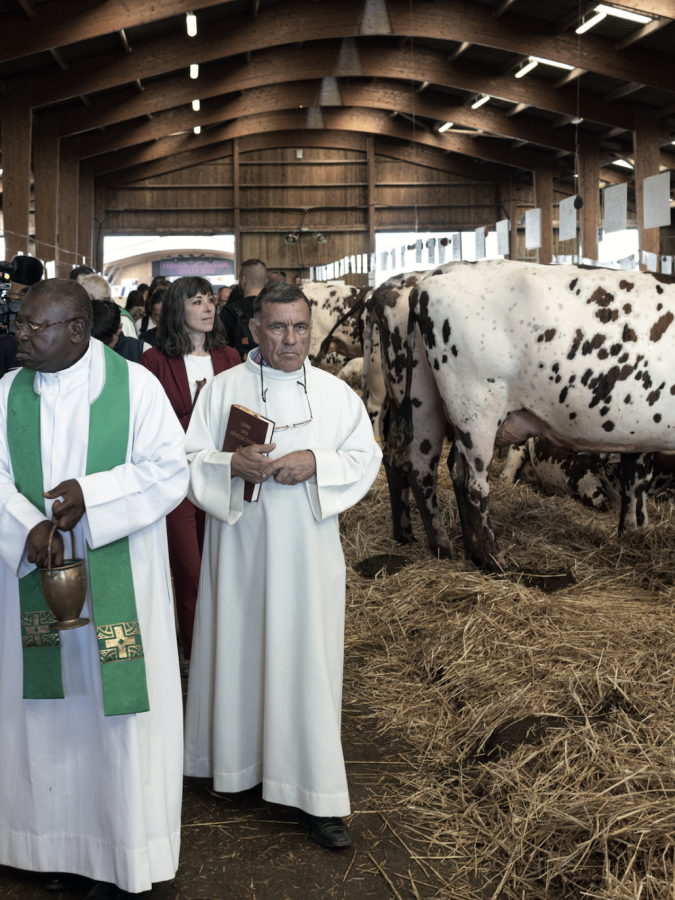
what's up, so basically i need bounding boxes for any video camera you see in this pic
[0,256,45,332]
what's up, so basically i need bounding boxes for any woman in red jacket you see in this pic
[142,276,240,672]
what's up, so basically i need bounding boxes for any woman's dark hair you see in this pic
[156,276,227,357]
[91,299,121,345]
[145,276,169,315]
[125,289,143,311]
[138,283,149,295]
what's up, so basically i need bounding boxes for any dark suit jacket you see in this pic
[139,326,157,347]
[140,345,241,431]
[0,335,18,379]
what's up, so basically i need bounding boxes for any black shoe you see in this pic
[116,891,151,899]
[298,810,351,849]
[44,875,75,892]
[83,884,118,900]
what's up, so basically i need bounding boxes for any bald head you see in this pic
[15,279,93,372]
[25,279,93,331]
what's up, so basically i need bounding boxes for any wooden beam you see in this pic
[33,108,60,264]
[368,136,375,261]
[493,0,518,17]
[49,48,69,72]
[57,40,639,141]
[0,0,240,65]
[93,178,106,273]
[605,82,645,103]
[533,163,553,264]
[92,107,551,177]
[105,128,507,189]
[233,136,241,271]
[79,80,584,162]
[15,0,35,18]
[578,133,600,262]
[2,76,32,259]
[448,42,471,61]
[634,106,661,271]
[56,136,80,277]
[78,159,95,267]
[553,67,586,90]
[616,16,671,51]
[25,0,675,109]
[499,178,518,259]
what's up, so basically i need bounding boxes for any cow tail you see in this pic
[361,305,373,405]
[388,302,416,465]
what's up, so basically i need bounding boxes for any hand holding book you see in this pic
[230,443,277,484]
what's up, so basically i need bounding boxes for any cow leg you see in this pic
[405,437,453,560]
[383,458,415,545]
[619,452,654,531]
[448,440,504,572]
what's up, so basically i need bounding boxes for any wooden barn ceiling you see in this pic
[3,0,675,188]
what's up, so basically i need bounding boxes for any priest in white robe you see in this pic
[184,281,381,850]
[0,279,189,898]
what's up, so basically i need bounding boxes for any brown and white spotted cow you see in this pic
[363,268,455,557]
[503,437,675,510]
[390,260,675,571]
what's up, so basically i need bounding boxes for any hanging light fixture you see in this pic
[194,126,201,134]
[576,10,606,34]
[190,64,199,79]
[192,99,200,111]
[438,121,453,133]
[186,12,197,36]
[471,94,490,110]
[515,58,538,79]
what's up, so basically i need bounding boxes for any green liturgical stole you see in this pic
[7,345,150,716]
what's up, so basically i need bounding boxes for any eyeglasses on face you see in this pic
[9,317,79,337]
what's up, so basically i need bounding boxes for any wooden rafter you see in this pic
[20,0,675,111]
[0,0,240,64]
[77,80,587,161]
[54,40,642,139]
[92,107,557,176]
[105,129,510,188]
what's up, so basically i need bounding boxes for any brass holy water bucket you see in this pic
[38,523,89,630]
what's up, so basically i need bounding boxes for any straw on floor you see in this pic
[341,448,675,899]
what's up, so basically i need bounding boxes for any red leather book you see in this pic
[222,404,275,502]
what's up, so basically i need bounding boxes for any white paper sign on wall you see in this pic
[558,195,577,243]
[661,255,673,275]
[475,227,486,260]
[401,246,406,268]
[427,238,436,264]
[603,182,627,234]
[496,219,510,256]
[381,251,388,271]
[438,241,445,264]
[452,236,461,260]
[643,171,671,230]
[525,208,542,250]
[415,239,423,263]
[642,250,658,272]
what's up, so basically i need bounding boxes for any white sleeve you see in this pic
[305,386,382,522]
[76,366,189,549]
[184,377,246,524]
[0,372,49,577]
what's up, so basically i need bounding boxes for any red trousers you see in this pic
[166,496,205,660]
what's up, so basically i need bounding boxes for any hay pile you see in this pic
[342,451,675,899]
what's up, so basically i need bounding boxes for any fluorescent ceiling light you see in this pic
[190,64,199,79]
[515,58,538,79]
[192,99,200,111]
[438,121,453,132]
[186,12,197,37]
[530,56,574,71]
[194,126,201,134]
[613,158,633,169]
[471,94,490,109]
[576,10,607,33]
[596,4,651,24]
